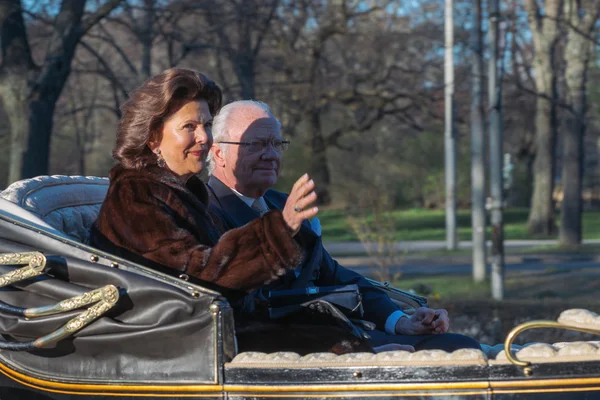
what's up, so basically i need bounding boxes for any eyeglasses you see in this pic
[217,139,290,153]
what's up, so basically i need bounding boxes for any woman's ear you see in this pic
[148,140,160,153]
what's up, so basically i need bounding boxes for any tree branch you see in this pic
[87,29,138,75]
[82,0,124,34]
[0,0,35,69]
[78,40,129,98]
[252,0,279,59]
[60,103,118,117]
[524,0,542,32]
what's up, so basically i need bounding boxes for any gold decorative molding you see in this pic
[0,252,121,349]
[504,320,600,371]
[25,285,117,317]
[0,252,45,267]
[0,252,46,287]
[33,285,120,348]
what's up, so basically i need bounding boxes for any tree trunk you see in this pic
[0,0,122,183]
[25,99,57,178]
[559,3,597,246]
[524,0,562,237]
[2,89,57,182]
[235,57,256,100]
[140,0,155,79]
[3,78,62,182]
[4,70,73,181]
[309,110,332,205]
[2,76,28,184]
[560,102,584,246]
[528,76,557,236]
[524,152,535,206]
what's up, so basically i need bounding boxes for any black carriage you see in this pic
[0,175,599,400]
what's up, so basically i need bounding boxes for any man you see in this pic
[207,100,479,352]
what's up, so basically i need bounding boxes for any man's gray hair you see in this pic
[207,100,280,175]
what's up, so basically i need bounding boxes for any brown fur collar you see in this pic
[94,163,303,293]
[108,164,209,206]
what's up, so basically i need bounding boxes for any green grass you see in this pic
[318,207,600,242]
[386,269,600,302]
[390,275,491,300]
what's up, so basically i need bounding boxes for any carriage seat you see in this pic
[0,175,109,243]
[228,309,600,368]
[228,340,600,369]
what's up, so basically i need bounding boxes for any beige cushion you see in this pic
[228,348,487,368]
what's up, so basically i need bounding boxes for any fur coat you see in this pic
[91,164,372,355]
[91,164,303,293]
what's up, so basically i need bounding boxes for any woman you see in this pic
[91,68,372,354]
[91,68,320,290]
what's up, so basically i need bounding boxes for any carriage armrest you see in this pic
[366,278,428,313]
[0,198,61,234]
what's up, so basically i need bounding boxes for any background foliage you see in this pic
[0,0,599,215]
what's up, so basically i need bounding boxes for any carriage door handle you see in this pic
[0,252,120,350]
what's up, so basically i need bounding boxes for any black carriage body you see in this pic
[1,198,600,400]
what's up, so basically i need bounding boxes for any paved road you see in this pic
[339,257,600,276]
[322,239,600,276]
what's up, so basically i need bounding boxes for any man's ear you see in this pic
[211,144,227,167]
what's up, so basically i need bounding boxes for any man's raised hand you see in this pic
[282,174,319,236]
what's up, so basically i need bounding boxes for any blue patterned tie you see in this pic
[251,198,270,216]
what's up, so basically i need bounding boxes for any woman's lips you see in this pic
[188,143,209,157]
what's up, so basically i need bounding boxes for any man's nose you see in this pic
[261,144,280,160]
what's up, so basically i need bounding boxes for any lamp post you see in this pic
[471,0,486,282]
[488,0,505,300]
[444,0,458,250]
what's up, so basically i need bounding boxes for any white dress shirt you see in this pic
[229,187,259,208]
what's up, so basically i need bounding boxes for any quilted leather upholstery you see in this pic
[0,175,109,243]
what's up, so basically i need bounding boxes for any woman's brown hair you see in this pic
[113,68,222,169]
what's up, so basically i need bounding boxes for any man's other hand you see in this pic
[394,307,450,335]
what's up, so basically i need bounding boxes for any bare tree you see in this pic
[504,0,537,205]
[559,0,600,246]
[68,0,206,131]
[40,0,218,176]
[270,0,435,204]
[524,0,563,236]
[204,0,280,99]
[346,194,401,283]
[62,72,103,175]
[0,0,123,184]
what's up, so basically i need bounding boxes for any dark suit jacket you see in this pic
[207,176,400,330]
